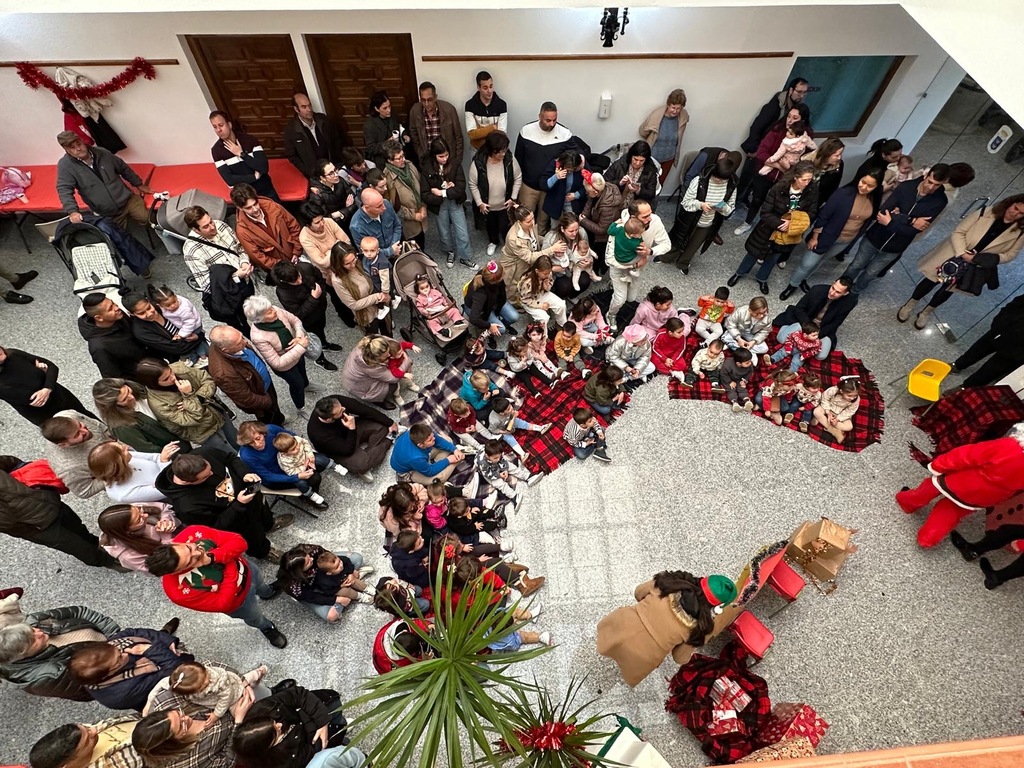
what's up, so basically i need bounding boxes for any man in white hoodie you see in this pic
[514,102,577,235]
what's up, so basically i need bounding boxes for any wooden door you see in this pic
[186,34,307,158]
[305,34,418,152]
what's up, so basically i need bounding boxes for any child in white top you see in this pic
[570,238,601,291]
[166,661,268,724]
[414,276,467,340]
[525,322,563,381]
[147,284,209,367]
[761,121,817,175]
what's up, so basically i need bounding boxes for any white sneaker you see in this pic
[486,243,497,256]
[405,380,421,392]
[734,223,752,236]
[376,306,390,320]
[500,537,515,553]
[538,631,553,646]
[513,487,525,513]
[391,295,402,310]
[527,473,543,487]
[581,368,592,377]
[483,490,499,509]
[357,565,376,578]
[582,346,594,355]
[528,599,542,618]
[671,371,686,382]
[332,464,349,476]
[356,592,375,604]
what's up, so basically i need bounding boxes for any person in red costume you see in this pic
[896,422,1024,548]
[145,525,288,648]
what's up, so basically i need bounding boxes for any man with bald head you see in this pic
[349,187,404,262]
[206,325,285,425]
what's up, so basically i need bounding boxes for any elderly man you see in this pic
[0,346,93,428]
[408,81,464,164]
[78,293,147,379]
[55,131,152,228]
[181,205,252,292]
[465,70,508,150]
[349,188,404,262]
[607,200,671,331]
[231,183,302,276]
[308,394,400,483]
[283,91,348,179]
[207,325,285,426]
[515,102,585,235]
[773,277,858,360]
[41,411,111,499]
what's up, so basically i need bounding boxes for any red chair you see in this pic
[728,610,774,662]
[766,559,806,616]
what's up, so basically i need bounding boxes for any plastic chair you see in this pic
[727,611,774,663]
[765,560,806,616]
[908,359,952,415]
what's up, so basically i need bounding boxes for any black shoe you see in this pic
[3,291,32,304]
[799,280,812,293]
[679,267,690,275]
[160,617,180,636]
[381,398,398,411]
[727,274,740,287]
[779,285,797,301]
[757,281,770,295]
[314,355,338,371]
[949,531,979,562]
[486,335,497,349]
[261,624,288,648]
[834,252,846,262]
[592,448,612,463]
[10,270,38,290]
[506,324,519,336]
[270,513,295,532]
[459,258,479,269]
[260,581,282,600]
[323,341,343,351]
[979,557,1002,590]
[446,252,456,267]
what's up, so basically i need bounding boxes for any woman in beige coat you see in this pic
[596,571,735,687]
[382,138,427,249]
[134,359,237,454]
[243,296,314,411]
[500,206,566,304]
[328,241,391,335]
[638,89,690,185]
[898,195,1024,329]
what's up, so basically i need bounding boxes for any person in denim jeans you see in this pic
[464,261,520,342]
[277,544,376,623]
[423,138,478,269]
[563,406,611,462]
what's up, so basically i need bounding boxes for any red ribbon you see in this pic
[16,57,157,101]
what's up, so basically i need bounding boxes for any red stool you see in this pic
[728,610,775,662]
[766,560,806,616]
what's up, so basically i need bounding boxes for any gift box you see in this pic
[755,703,829,748]
[711,676,751,712]
[787,518,857,581]
[708,706,745,736]
[736,736,817,763]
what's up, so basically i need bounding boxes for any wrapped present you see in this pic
[708,707,745,736]
[736,736,817,763]
[755,703,829,748]
[711,676,752,711]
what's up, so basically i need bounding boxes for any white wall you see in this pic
[0,5,955,181]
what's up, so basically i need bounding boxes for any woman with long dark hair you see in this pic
[605,140,660,208]
[362,90,411,169]
[99,502,180,573]
[93,378,188,453]
[422,137,475,268]
[802,136,845,206]
[233,684,348,768]
[852,137,903,194]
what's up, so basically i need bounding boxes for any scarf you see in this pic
[255,318,293,350]
[388,162,422,208]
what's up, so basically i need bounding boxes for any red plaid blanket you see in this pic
[909,385,1024,465]
[667,330,884,453]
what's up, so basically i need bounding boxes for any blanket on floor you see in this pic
[908,385,1024,465]
[667,330,884,453]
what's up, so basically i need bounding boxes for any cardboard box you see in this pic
[787,518,856,581]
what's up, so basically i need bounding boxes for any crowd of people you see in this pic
[2,68,1023,767]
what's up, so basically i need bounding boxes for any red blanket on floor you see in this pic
[667,330,884,453]
[908,385,1024,465]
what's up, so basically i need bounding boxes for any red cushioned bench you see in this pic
[146,158,309,203]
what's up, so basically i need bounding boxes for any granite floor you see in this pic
[1,138,1023,763]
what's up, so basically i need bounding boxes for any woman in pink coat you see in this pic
[98,502,180,573]
[244,296,313,410]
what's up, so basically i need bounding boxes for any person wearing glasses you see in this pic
[308,159,359,235]
[408,81,464,165]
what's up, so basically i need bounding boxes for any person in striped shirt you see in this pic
[563,406,611,462]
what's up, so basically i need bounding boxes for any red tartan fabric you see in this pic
[667,330,884,453]
[665,641,773,764]
[909,385,1024,465]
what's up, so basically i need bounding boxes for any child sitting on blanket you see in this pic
[487,396,552,460]
[682,338,726,390]
[526,322,566,383]
[570,297,613,353]
[445,495,505,548]
[475,439,542,511]
[564,406,611,463]
[447,396,497,451]
[424,479,452,532]
[652,317,689,379]
[695,287,736,348]
[766,321,821,372]
[414,275,467,340]
[507,337,558,397]
[794,372,824,432]
[583,366,627,416]
[756,369,800,425]
[464,332,513,379]
[387,339,421,395]
[720,346,755,413]
[554,321,591,376]
[814,376,861,444]
[460,369,501,419]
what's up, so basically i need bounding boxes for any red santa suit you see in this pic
[896,426,1024,548]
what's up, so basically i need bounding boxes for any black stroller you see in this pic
[392,248,470,365]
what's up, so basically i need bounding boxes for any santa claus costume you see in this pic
[896,422,1024,548]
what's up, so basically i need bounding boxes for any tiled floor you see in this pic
[1,149,1022,764]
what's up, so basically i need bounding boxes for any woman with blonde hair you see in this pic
[802,136,845,206]
[328,240,391,336]
[92,378,187,453]
[88,440,177,503]
[638,89,690,185]
[340,334,405,410]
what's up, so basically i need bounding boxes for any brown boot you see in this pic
[517,574,546,597]
[507,562,529,575]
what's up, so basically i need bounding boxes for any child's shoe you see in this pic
[499,537,516,554]
[592,447,612,463]
[571,274,582,292]
[376,306,390,320]
[743,401,755,413]
[483,489,499,509]
[762,353,773,366]
[586,268,602,283]
[799,421,809,432]
[711,383,726,394]
[527,473,543,487]
[582,346,594,355]
[732,403,742,413]
[538,422,553,434]
[783,413,795,424]
[770,413,783,426]
[671,370,686,382]
[581,367,592,378]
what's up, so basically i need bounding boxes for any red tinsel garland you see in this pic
[15,57,157,100]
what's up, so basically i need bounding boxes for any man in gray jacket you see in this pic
[40,410,111,499]
[55,131,152,228]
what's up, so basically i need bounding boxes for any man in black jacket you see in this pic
[79,293,148,379]
[773,277,858,359]
[153,448,290,561]
[307,395,399,482]
[0,347,94,427]
[272,260,340,372]
[283,92,347,179]
[737,78,811,205]
[953,294,1024,387]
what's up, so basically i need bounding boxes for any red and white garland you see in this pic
[15,57,157,100]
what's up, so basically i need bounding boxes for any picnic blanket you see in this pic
[667,330,884,453]
[908,385,1024,465]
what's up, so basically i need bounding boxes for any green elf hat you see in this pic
[701,575,738,614]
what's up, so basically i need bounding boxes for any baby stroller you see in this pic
[391,248,470,365]
[52,220,129,297]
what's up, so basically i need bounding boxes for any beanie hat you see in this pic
[701,575,737,614]
[622,324,648,343]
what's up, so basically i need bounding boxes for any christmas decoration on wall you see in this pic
[15,57,157,101]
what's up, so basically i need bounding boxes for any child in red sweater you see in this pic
[766,321,821,372]
[386,339,421,401]
[651,317,689,378]
[446,397,495,452]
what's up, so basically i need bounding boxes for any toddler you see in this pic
[570,297,613,352]
[767,321,822,372]
[487,396,552,459]
[607,216,646,278]
[760,121,817,174]
[387,339,421,397]
[0,166,32,205]
[606,324,656,381]
[814,376,861,444]
[424,479,451,531]
[526,322,567,382]
[554,321,591,375]
[563,406,610,462]
[414,275,467,340]
[794,372,823,432]
[372,576,431,617]
[464,332,513,379]
[447,396,497,451]
[274,430,331,478]
[168,661,268,724]
[460,369,502,418]
[147,284,209,367]
[695,287,736,347]
[314,549,375,606]
[683,338,726,390]
[445,496,506,547]
[756,369,800,425]
[475,439,542,511]
[571,238,601,291]
[507,337,558,396]
[652,317,689,378]
[361,236,401,309]
[719,346,755,412]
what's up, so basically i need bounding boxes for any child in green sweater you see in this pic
[607,216,646,278]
